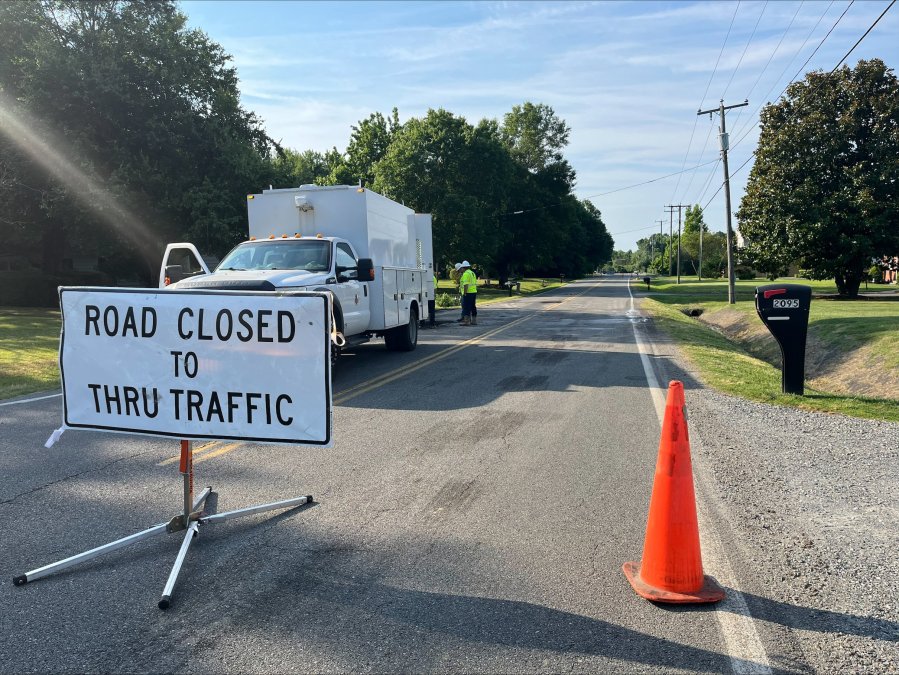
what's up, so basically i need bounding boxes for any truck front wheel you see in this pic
[385,306,418,352]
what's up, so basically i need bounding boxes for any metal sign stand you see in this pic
[13,440,313,610]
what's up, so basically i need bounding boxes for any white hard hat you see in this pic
[454,262,462,270]
[460,260,471,268]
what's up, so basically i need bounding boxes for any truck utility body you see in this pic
[161,185,434,356]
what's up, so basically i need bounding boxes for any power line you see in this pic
[728,0,837,145]
[830,0,895,72]
[721,1,769,100]
[780,1,855,97]
[742,1,805,105]
[724,0,804,147]
[697,157,722,204]
[679,2,767,206]
[724,0,891,184]
[574,159,718,203]
[729,0,847,151]
[677,115,717,203]
[668,1,742,205]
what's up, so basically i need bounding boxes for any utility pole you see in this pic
[698,99,748,304]
[665,204,689,284]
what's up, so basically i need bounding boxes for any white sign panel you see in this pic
[59,288,331,445]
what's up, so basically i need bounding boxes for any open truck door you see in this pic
[159,243,211,289]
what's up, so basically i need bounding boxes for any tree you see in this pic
[501,102,575,189]
[273,148,337,186]
[682,204,707,235]
[737,59,899,297]
[373,109,508,273]
[327,109,400,187]
[0,0,277,284]
[679,204,708,275]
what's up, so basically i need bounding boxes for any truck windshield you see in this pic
[216,240,331,272]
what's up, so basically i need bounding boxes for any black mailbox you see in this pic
[755,284,812,395]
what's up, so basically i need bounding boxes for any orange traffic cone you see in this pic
[622,380,725,604]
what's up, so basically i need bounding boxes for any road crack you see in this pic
[0,450,155,506]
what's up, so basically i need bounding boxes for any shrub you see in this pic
[436,293,457,308]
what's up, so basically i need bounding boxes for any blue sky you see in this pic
[180,1,898,251]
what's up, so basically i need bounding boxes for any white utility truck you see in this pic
[160,185,434,360]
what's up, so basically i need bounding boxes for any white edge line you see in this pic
[0,392,62,407]
[626,278,773,675]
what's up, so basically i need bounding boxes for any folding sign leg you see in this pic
[199,494,314,525]
[13,521,170,586]
[158,521,200,610]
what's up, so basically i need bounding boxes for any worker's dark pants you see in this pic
[428,300,436,325]
[462,294,477,317]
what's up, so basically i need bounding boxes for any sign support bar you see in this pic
[13,441,314,610]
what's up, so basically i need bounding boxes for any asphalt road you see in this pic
[3,276,773,672]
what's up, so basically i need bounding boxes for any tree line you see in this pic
[611,205,730,278]
[0,0,613,304]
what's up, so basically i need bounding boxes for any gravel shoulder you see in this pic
[642,313,899,674]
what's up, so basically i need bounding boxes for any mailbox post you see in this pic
[755,284,812,395]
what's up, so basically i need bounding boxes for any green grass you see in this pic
[436,277,565,308]
[645,277,897,304]
[637,278,899,422]
[0,308,61,400]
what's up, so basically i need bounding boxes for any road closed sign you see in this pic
[59,288,331,445]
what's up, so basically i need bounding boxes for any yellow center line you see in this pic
[333,284,594,406]
[193,442,243,464]
[157,440,221,466]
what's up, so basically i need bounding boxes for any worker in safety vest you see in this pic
[458,260,478,326]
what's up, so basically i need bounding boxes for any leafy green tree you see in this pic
[373,109,516,275]
[682,204,707,235]
[737,59,899,297]
[327,109,400,187]
[500,102,575,191]
[0,0,277,283]
[273,148,337,187]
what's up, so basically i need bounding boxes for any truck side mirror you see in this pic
[357,258,375,282]
[755,283,812,395]
[164,265,183,286]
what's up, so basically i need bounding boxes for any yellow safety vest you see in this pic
[460,269,477,294]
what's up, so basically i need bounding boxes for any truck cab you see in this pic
[160,185,433,358]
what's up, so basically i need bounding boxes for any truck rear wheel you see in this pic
[385,306,418,352]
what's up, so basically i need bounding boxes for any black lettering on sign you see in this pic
[170,388,184,419]
[103,307,119,336]
[167,390,294,426]
[197,309,213,341]
[278,311,296,343]
[178,308,193,340]
[237,310,253,342]
[85,306,100,335]
[276,394,293,425]
[142,307,157,337]
[84,305,157,337]
[87,384,159,416]
[257,311,273,343]
[216,310,233,341]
